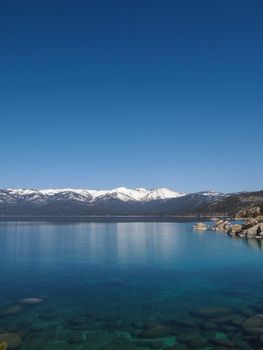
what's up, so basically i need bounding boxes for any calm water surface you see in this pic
[1,221,263,349]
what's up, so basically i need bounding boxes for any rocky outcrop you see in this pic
[214,217,263,239]
[236,206,262,218]
[193,215,263,239]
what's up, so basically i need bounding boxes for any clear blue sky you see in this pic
[0,0,262,193]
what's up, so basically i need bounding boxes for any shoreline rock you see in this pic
[193,222,208,231]
[193,207,263,239]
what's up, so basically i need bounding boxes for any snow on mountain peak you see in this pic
[2,187,186,203]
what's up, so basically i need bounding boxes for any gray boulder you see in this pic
[227,224,242,235]
[245,223,263,238]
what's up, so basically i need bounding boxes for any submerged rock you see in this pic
[165,345,189,350]
[0,342,7,350]
[187,337,207,349]
[0,305,24,316]
[199,321,217,330]
[242,314,263,335]
[168,319,196,328]
[242,314,263,327]
[138,324,171,338]
[0,333,22,349]
[210,338,236,347]
[19,297,43,305]
[135,340,165,349]
[190,307,232,319]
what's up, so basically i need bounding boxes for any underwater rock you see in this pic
[0,342,7,350]
[210,338,236,347]
[258,334,263,344]
[138,324,171,338]
[170,319,196,328]
[132,320,144,329]
[176,333,201,344]
[0,305,24,316]
[143,321,159,329]
[0,333,22,349]
[218,324,237,332]
[243,327,263,336]
[148,341,165,349]
[19,298,43,305]
[187,337,207,349]
[239,307,254,317]
[209,316,233,325]
[39,311,56,320]
[230,316,246,326]
[102,338,138,350]
[165,345,189,350]
[199,321,217,330]
[68,335,82,344]
[242,314,263,328]
[69,316,87,326]
[135,340,165,349]
[190,307,232,319]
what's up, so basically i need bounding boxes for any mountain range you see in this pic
[0,187,262,217]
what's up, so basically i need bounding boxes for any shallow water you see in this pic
[1,221,263,349]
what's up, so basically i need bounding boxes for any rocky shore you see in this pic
[194,206,263,239]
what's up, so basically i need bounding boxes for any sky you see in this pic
[0,0,262,193]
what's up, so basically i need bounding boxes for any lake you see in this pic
[1,220,263,349]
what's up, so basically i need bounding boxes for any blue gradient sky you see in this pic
[0,0,262,193]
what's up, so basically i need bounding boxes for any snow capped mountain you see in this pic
[1,187,186,203]
[0,187,228,216]
[140,188,185,201]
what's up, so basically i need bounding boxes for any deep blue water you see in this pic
[1,221,263,349]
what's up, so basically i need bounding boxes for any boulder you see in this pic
[227,224,242,235]
[19,297,43,305]
[187,337,207,349]
[210,338,236,347]
[0,304,24,316]
[193,223,207,231]
[216,220,224,226]
[242,218,258,229]
[199,321,217,330]
[0,333,22,349]
[245,224,263,238]
[215,221,230,232]
[136,340,165,349]
[242,314,263,328]
[138,324,171,338]
[190,307,232,319]
[165,345,189,350]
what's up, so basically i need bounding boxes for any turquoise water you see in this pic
[1,221,263,349]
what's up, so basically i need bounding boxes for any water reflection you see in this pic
[0,222,190,269]
[242,236,263,251]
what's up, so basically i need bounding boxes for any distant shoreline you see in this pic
[0,215,226,223]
